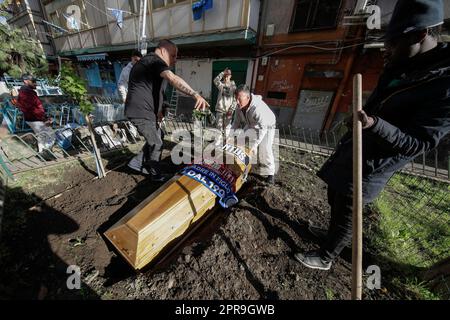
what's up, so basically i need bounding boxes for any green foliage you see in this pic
[391,277,441,300]
[369,173,450,299]
[192,109,211,121]
[58,62,93,115]
[8,65,22,78]
[324,287,336,300]
[0,22,48,77]
[371,174,450,269]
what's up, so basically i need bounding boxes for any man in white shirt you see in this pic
[231,85,277,184]
[117,50,143,103]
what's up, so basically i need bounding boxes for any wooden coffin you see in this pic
[104,143,251,270]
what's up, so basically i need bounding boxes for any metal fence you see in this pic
[273,123,449,299]
[0,100,137,181]
[1,99,128,134]
[0,119,144,181]
[275,124,450,182]
[160,119,449,182]
[2,100,83,133]
[368,170,450,299]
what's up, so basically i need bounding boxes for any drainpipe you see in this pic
[321,26,364,133]
[320,0,370,132]
[138,0,148,55]
[251,0,268,92]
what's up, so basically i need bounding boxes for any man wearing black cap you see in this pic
[17,74,55,153]
[294,0,450,270]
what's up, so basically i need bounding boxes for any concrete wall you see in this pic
[175,59,213,100]
[175,57,254,101]
[106,0,140,46]
[261,0,357,36]
[27,0,42,12]
[249,0,261,32]
[262,0,295,35]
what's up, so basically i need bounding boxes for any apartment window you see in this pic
[290,0,342,32]
[267,91,287,100]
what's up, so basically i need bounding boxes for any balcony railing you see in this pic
[48,0,259,52]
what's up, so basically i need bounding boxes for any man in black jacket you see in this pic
[294,0,450,270]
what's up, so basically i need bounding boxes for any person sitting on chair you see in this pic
[17,74,55,154]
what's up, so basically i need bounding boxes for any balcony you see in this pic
[45,0,260,55]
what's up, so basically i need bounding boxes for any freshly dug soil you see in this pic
[0,147,394,300]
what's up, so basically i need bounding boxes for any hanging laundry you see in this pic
[192,0,213,21]
[192,1,204,21]
[108,8,124,29]
[63,13,80,31]
[203,0,213,10]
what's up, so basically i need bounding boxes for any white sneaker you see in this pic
[127,152,150,175]
[294,251,332,271]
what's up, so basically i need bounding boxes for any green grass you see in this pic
[370,173,450,299]
[324,287,336,300]
[390,277,441,300]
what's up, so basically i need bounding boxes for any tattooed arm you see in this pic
[161,70,210,110]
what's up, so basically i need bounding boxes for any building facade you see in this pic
[6,0,56,59]
[39,0,260,110]
[7,1,450,126]
[253,0,450,132]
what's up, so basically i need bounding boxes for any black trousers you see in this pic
[130,117,163,165]
[319,187,354,262]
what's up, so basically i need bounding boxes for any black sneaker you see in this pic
[147,166,169,182]
[294,250,332,271]
[150,173,169,182]
[308,220,328,240]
